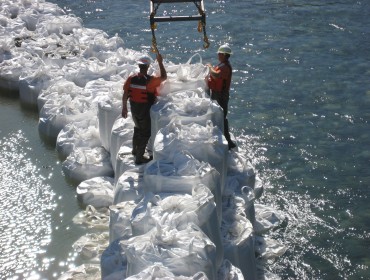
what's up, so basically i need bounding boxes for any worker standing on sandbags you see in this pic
[121,53,167,164]
[206,44,236,150]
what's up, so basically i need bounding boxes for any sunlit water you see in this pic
[1,0,370,279]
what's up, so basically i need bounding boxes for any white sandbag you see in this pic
[100,237,127,279]
[254,236,287,260]
[218,259,245,280]
[81,33,125,62]
[176,53,208,81]
[28,1,66,17]
[17,1,66,31]
[150,91,224,142]
[0,51,41,92]
[62,147,114,183]
[254,204,285,235]
[153,121,228,194]
[73,205,110,230]
[157,53,208,97]
[123,224,217,279]
[125,264,209,280]
[103,270,126,280]
[38,96,96,140]
[98,99,122,152]
[85,78,123,112]
[114,169,145,204]
[222,209,257,280]
[36,14,83,35]
[58,264,101,280]
[0,35,14,63]
[62,57,118,87]
[110,116,134,172]
[224,178,256,225]
[1,2,21,19]
[56,117,101,160]
[77,176,114,208]
[115,145,146,181]
[72,232,109,262]
[227,151,263,199]
[19,65,64,107]
[144,155,222,224]
[144,155,220,194]
[130,184,223,269]
[37,78,84,112]
[71,27,109,49]
[105,47,143,69]
[18,9,43,32]
[1,16,26,35]
[109,201,136,244]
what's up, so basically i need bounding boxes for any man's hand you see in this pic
[122,105,128,118]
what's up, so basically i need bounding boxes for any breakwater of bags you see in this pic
[0,1,287,279]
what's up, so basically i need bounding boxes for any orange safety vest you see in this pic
[207,61,232,93]
[127,74,156,103]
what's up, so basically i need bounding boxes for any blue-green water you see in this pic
[1,0,369,279]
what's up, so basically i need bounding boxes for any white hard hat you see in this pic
[137,56,151,65]
[217,44,232,55]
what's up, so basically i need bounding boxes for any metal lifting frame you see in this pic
[149,0,209,52]
[150,0,205,23]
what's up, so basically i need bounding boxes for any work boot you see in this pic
[228,140,236,150]
[135,155,151,165]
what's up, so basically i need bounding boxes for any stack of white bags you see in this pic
[0,1,287,279]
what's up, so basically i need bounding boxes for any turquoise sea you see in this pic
[1,0,369,279]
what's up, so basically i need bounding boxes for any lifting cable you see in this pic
[150,1,210,53]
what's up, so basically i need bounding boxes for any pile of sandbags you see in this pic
[0,1,287,279]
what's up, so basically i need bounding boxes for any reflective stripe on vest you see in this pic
[128,74,151,103]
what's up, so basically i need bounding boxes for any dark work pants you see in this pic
[130,101,151,159]
[210,91,233,144]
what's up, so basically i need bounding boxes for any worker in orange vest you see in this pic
[122,53,167,164]
[206,44,236,149]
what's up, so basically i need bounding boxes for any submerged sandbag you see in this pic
[72,232,109,262]
[58,264,101,280]
[221,209,257,280]
[227,151,263,199]
[254,236,287,260]
[254,204,285,235]
[125,264,209,280]
[76,176,114,208]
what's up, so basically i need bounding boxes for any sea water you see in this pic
[0,0,369,279]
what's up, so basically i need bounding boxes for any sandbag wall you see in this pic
[0,1,287,279]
